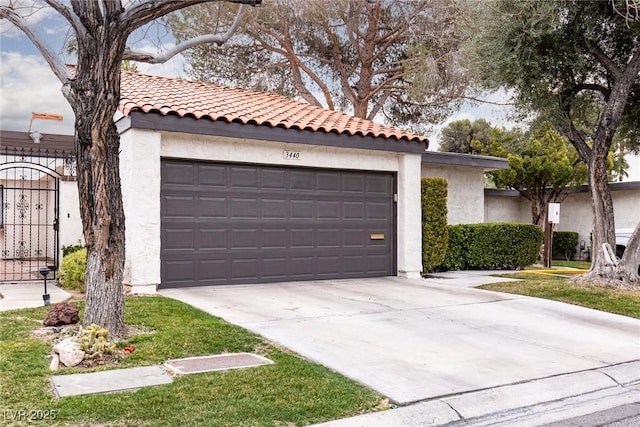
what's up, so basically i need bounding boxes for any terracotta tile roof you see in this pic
[118,71,428,145]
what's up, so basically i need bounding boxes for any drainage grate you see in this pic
[164,353,274,375]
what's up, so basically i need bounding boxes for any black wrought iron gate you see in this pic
[0,147,66,282]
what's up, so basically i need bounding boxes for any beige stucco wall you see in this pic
[119,128,424,292]
[58,180,84,258]
[421,164,486,224]
[484,192,531,224]
[485,187,640,255]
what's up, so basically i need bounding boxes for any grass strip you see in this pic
[0,296,384,427]
[479,273,640,319]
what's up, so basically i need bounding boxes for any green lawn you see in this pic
[479,273,640,319]
[0,296,384,427]
[551,260,592,270]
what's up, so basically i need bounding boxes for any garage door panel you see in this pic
[262,228,288,249]
[291,228,314,248]
[367,202,391,220]
[163,162,195,185]
[343,255,366,274]
[317,201,339,219]
[343,175,365,192]
[232,228,259,249]
[318,256,340,274]
[199,165,227,186]
[262,199,288,219]
[199,197,227,218]
[164,196,194,218]
[200,259,227,281]
[290,257,315,278]
[161,160,395,288]
[200,228,227,250]
[344,202,365,220]
[231,198,259,218]
[164,260,195,282]
[231,258,259,280]
[318,173,340,192]
[290,171,314,191]
[262,257,287,279]
[164,228,195,250]
[317,229,340,247]
[343,229,364,247]
[231,166,258,187]
[261,169,287,189]
[291,200,314,219]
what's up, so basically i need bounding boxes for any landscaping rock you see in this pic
[43,303,79,326]
[53,338,84,367]
[49,353,60,371]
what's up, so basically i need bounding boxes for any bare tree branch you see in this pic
[123,4,249,63]
[43,0,87,39]
[121,0,259,33]
[611,0,640,23]
[0,5,72,83]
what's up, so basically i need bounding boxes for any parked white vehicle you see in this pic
[616,228,634,259]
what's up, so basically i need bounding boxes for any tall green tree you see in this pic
[473,125,588,227]
[167,0,471,130]
[0,0,261,336]
[469,0,640,286]
[439,118,492,153]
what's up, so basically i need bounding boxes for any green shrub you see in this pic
[59,247,87,292]
[552,231,579,260]
[421,177,448,272]
[440,223,543,270]
[62,243,85,257]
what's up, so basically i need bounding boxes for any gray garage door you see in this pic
[160,159,396,288]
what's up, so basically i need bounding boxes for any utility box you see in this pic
[548,203,560,224]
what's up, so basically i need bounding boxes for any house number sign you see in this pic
[283,150,301,160]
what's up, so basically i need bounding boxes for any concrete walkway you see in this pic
[0,281,71,311]
[160,274,640,426]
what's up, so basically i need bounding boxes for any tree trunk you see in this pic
[64,15,128,337]
[573,149,617,285]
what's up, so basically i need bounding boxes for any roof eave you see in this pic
[119,111,428,155]
[422,151,509,171]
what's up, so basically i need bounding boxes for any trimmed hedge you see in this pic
[552,231,579,261]
[441,223,543,270]
[421,178,448,273]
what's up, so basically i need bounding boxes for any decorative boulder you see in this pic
[43,303,79,326]
[53,338,85,367]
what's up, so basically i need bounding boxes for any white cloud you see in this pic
[0,51,74,135]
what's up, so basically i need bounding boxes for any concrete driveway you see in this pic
[159,276,640,406]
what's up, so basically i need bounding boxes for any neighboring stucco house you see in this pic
[0,131,81,281]
[485,182,640,259]
[422,151,508,224]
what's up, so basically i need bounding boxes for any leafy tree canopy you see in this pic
[167,0,471,131]
[468,0,640,160]
[467,0,640,284]
[438,118,492,153]
[472,123,588,226]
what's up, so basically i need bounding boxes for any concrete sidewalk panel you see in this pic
[51,365,172,397]
[598,361,640,385]
[442,370,616,420]
[313,400,461,427]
